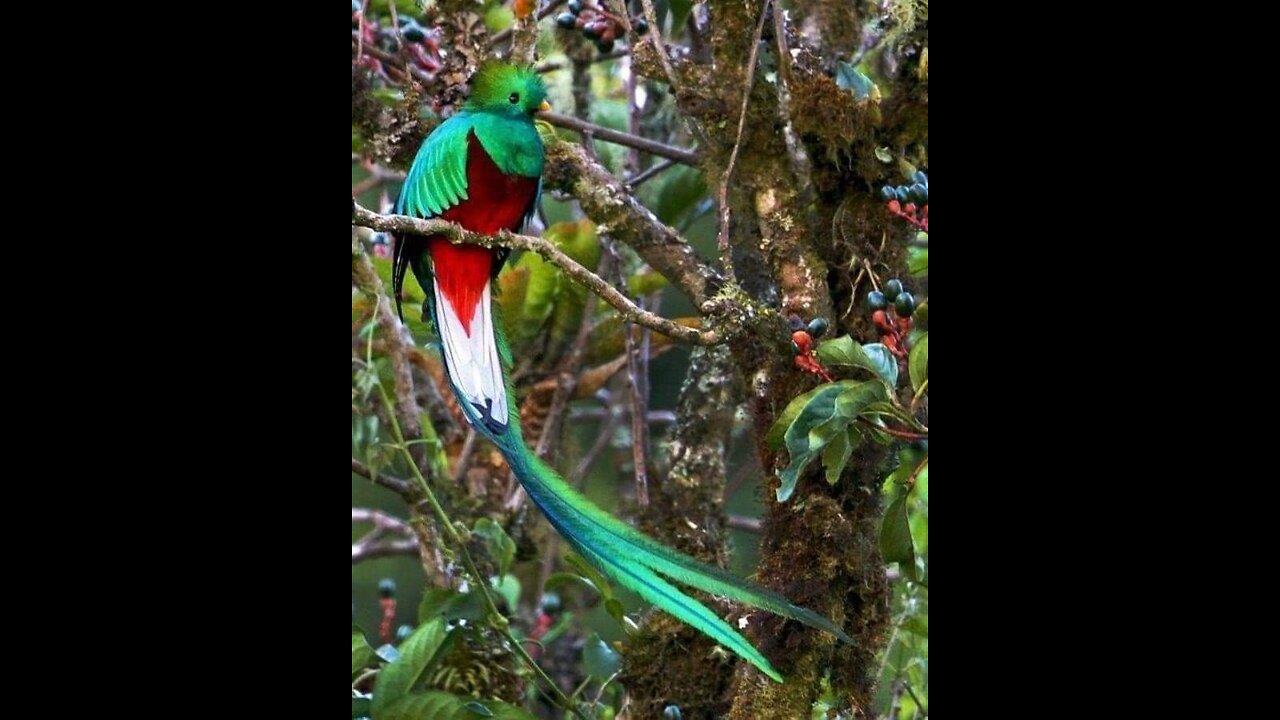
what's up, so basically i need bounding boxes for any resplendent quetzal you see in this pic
[392,62,850,683]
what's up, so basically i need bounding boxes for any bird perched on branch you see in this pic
[392,61,850,683]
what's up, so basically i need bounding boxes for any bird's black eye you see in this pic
[509,92,520,104]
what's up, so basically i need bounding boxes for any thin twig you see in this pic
[626,158,677,188]
[352,457,415,496]
[352,201,721,345]
[714,0,772,285]
[541,111,699,165]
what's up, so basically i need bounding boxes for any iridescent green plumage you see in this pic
[394,62,851,684]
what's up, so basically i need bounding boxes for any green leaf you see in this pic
[562,553,616,604]
[906,247,929,276]
[909,332,928,392]
[371,618,450,715]
[418,588,485,624]
[817,337,900,388]
[582,633,621,679]
[669,0,693,34]
[491,574,521,614]
[776,381,885,501]
[766,384,831,450]
[822,428,856,485]
[353,628,376,678]
[880,489,916,581]
[860,343,899,387]
[835,61,877,100]
[543,571,597,594]
[352,695,372,719]
[378,691,538,720]
[471,519,516,578]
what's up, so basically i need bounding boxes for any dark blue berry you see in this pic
[883,278,903,301]
[881,185,896,201]
[913,170,927,186]
[556,12,577,27]
[894,291,916,317]
[909,183,928,204]
[866,290,887,311]
[895,187,910,203]
[634,18,649,35]
[568,0,584,13]
[807,317,829,339]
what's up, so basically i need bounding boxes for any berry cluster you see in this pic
[555,0,648,54]
[865,278,915,363]
[881,170,928,231]
[352,1,443,81]
[789,316,833,382]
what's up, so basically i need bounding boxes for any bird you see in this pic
[392,61,851,683]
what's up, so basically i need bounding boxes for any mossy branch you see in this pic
[352,200,723,346]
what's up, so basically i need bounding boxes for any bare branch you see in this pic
[352,201,722,345]
[352,457,415,497]
[541,111,699,166]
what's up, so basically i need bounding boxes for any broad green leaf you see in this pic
[378,691,538,720]
[604,597,628,629]
[776,381,883,501]
[352,695,372,719]
[543,571,598,594]
[861,343,899,387]
[880,489,916,581]
[471,519,516,578]
[418,588,485,624]
[822,428,856,485]
[906,247,929,276]
[817,337,900,388]
[562,553,616,604]
[371,617,449,715]
[582,633,621,679]
[353,628,376,677]
[836,61,878,100]
[766,383,833,450]
[909,332,928,392]
[491,574,521,614]
[669,0,694,35]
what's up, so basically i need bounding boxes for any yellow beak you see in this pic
[538,100,552,113]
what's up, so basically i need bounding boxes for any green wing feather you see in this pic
[397,113,474,218]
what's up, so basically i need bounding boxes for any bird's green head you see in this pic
[465,62,550,117]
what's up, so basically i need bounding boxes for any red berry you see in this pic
[791,330,812,353]
[887,199,900,213]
